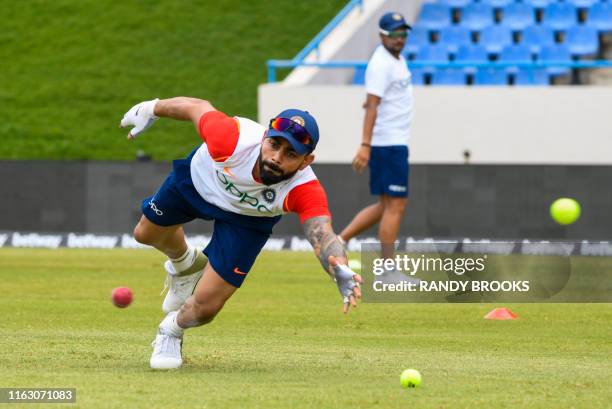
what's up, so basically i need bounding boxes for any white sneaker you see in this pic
[161,250,207,313]
[150,331,183,369]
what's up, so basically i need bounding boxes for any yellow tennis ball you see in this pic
[400,369,422,388]
[550,198,581,225]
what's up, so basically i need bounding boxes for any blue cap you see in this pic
[267,109,319,155]
[379,12,411,32]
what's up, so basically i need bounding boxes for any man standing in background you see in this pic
[340,12,413,262]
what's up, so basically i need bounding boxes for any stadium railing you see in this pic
[267,60,612,84]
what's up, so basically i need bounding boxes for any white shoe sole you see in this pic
[150,356,183,369]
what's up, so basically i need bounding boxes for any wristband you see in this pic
[361,143,371,148]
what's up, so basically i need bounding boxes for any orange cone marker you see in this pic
[484,307,518,320]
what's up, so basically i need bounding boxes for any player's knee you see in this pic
[387,198,408,214]
[133,222,154,245]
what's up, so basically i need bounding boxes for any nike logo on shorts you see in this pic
[233,267,247,275]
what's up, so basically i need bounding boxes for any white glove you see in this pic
[120,98,159,139]
[333,264,360,304]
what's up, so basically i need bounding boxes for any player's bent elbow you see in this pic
[197,99,215,112]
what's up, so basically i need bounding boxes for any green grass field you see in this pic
[0,0,346,160]
[1,248,610,408]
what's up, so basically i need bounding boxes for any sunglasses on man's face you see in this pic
[380,29,408,39]
[269,117,313,146]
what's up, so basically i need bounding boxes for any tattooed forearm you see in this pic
[303,216,347,273]
[320,239,346,273]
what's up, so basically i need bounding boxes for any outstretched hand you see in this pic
[119,98,159,139]
[329,255,363,314]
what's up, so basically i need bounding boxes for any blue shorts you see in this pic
[141,150,281,288]
[369,146,410,197]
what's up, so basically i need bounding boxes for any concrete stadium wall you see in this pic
[258,85,612,165]
[1,160,610,240]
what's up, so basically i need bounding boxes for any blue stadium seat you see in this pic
[461,3,495,31]
[417,3,452,30]
[403,27,430,58]
[500,44,533,63]
[415,45,450,72]
[431,69,467,85]
[481,0,513,9]
[438,0,472,8]
[455,45,489,62]
[502,3,536,31]
[566,0,599,9]
[474,68,509,85]
[353,67,366,85]
[500,44,533,73]
[543,3,578,31]
[522,0,556,9]
[439,26,472,53]
[539,45,572,76]
[565,25,599,56]
[514,69,550,85]
[409,67,426,85]
[415,44,450,61]
[588,3,612,32]
[520,25,555,54]
[455,45,489,73]
[479,25,513,54]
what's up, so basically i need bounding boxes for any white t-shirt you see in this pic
[365,45,413,147]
